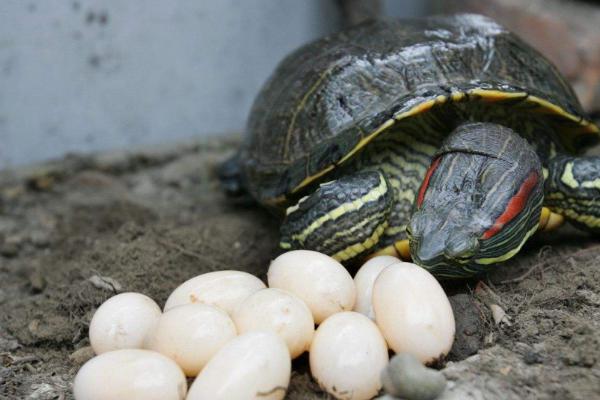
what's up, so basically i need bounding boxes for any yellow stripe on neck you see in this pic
[287,174,389,243]
[560,162,579,189]
[475,224,539,265]
[332,221,389,261]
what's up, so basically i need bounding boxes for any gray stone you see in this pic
[382,353,447,400]
[29,230,50,248]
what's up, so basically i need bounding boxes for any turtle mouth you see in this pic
[408,225,483,277]
[410,239,474,270]
[410,249,480,278]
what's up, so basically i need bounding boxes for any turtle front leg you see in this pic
[280,170,393,262]
[545,155,600,233]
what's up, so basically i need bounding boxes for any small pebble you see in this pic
[0,241,19,257]
[381,353,446,400]
[30,230,51,247]
[523,351,544,365]
[28,269,46,292]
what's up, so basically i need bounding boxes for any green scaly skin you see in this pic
[280,170,394,261]
[280,121,600,277]
[545,155,600,233]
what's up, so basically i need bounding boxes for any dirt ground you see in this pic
[1,137,599,400]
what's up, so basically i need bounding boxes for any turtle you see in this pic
[220,14,600,278]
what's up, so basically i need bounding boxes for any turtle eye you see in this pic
[417,157,441,208]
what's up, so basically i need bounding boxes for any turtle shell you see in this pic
[240,14,599,206]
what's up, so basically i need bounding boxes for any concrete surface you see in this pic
[0,0,426,167]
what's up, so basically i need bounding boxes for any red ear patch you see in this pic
[482,171,539,240]
[417,157,441,208]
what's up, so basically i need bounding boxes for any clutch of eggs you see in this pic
[75,251,455,400]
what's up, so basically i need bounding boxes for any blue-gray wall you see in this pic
[0,0,426,167]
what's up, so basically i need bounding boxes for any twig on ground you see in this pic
[1,353,40,365]
[499,263,546,284]
[88,275,122,292]
[155,237,225,271]
[155,238,207,260]
[500,245,554,284]
[475,281,513,328]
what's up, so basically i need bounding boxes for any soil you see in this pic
[1,137,599,399]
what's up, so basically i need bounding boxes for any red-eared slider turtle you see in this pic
[220,14,600,277]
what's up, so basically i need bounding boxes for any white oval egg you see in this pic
[372,262,455,364]
[310,311,389,400]
[89,292,162,354]
[186,331,291,400]
[353,256,402,319]
[232,288,314,359]
[73,349,186,400]
[164,270,266,315]
[267,250,356,324]
[146,303,237,376]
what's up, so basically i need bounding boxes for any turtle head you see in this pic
[407,123,544,277]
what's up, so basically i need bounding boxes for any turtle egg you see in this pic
[186,330,291,400]
[73,349,187,400]
[353,255,402,319]
[89,292,162,354]
[146,303,237,376]
[372,263,455,364]
[267,250,356,324]
[164,270,266,315]
[310,311,389,400]
[232,288,314,359]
